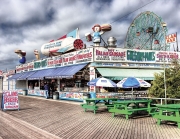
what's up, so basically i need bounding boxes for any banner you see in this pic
[166,33,177,43]
[1,90,19,111]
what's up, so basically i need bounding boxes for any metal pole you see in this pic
[164,56,167,104]
[176,32,179,52]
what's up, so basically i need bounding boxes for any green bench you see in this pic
[152,104,180,128]
[81,98,118,114]
[109,107,156,119]
[81,104,98,114]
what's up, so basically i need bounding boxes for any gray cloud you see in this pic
[0,0,180,71]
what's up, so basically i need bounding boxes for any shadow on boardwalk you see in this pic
[0,93,180,139]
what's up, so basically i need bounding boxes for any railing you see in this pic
[96,92,180,105]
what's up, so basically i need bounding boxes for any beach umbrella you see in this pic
[87,77,116,87]
[116,77,151,97]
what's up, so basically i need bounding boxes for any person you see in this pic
[29,82,33,90]
[49,80,56,98]
[44,82,50,99]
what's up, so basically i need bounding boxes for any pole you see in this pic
[176,32,179,52]
[164,56,167,104]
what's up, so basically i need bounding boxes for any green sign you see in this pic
[127,50,155,61]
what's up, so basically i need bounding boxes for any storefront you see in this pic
[4,47,180,101]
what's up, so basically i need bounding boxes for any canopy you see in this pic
[117,77,151,88]
[8,73,24,80]
[45,63,88,78]
[97,68,163,80]
[27,68,56,80]
[87,77,116,87]
[17,71,37,80]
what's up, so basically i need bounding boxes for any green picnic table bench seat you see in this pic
[81,98,118,114]
[109,99,155,119]
[152,104,180,128]
[81,104,98,114]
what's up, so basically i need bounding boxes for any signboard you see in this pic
[94,47,180,64]
[166,33,177,43]
[1,90,19,110]
[59,92,83,100]
[15,47,180,73]
[16,48,93,72]
[28,90,46,96]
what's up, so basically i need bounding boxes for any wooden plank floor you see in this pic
[1,94,180,139]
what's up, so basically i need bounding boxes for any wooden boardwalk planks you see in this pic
[1,94,180,139]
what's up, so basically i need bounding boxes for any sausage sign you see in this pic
[1,91,19,111]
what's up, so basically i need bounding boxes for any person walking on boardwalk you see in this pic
[44,82,50,99]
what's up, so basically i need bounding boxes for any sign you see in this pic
[16,48,93,72]
[6,70,15,77]
[89,67,96,92]
[28,90,46,96]
[94,47,180,64]
[0,70,3,76]
[1,90,19,110]
[166,33,177,43]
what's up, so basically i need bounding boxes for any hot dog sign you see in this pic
[85,24,112,46]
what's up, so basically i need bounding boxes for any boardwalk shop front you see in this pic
[5,47,178,101]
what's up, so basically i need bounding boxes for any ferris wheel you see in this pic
[124,11,169,51]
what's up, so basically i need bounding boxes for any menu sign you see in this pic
[1,91,19,110]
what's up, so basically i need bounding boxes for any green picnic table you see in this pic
[109,99,156,119]
[81,98,118,114]
[153,104,180,128]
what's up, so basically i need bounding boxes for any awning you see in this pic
[97,68,163,80]
[8,72,25,80]
[46,63,88,78]
[27,68,56,80]
[17,71,37,80]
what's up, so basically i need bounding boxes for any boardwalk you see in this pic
[0,94,180,139]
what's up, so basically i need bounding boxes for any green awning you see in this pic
[96,68,163,80]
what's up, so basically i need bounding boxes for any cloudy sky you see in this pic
[0,0,179,71]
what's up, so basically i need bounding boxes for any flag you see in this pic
[166,33,177,44]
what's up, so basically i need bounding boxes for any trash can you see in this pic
[53,92,59,100]
[23,90,27,96]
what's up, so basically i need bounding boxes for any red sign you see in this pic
[166,33,177,44]
[2,91,19,110]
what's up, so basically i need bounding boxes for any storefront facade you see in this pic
[3,47,179,101]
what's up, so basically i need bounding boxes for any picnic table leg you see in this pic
[125,115,129,120]
[112,113,115,118]
[175,111,180,128]
[157,110,163,125]
[94,110,96,114]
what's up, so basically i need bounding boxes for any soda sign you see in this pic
[1,91,19,110]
